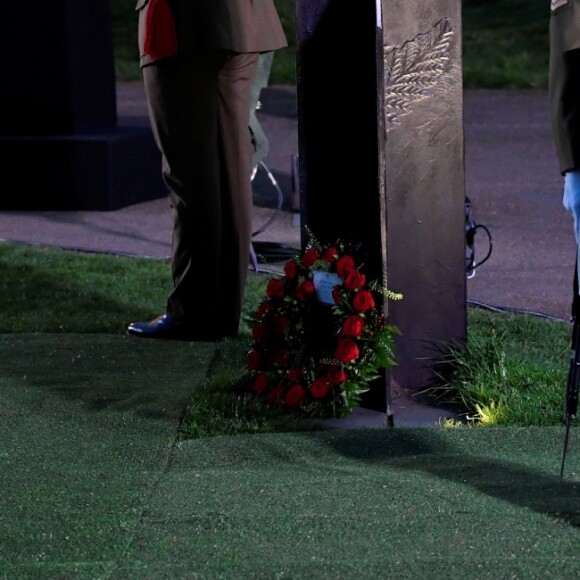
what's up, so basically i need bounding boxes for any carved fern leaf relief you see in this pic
[384,18,454,131]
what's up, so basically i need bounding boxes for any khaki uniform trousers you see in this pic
[143,51,259,336]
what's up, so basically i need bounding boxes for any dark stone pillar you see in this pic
[0,0,164,210]
[295,0,466,414]
[295,0,383,278]
[295,0,387,411]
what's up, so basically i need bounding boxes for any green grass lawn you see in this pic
[112,0,551,89]
[461,0,550,88]
[0,242,573,434]
[0,4,573,574]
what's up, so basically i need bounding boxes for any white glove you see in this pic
[563,169,580,246]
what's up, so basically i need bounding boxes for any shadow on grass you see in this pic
[0,334,216,424]
[320,428,580,528]
[0,244,170,334]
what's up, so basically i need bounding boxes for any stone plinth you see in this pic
[0,1,165,210]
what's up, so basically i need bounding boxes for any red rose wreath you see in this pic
[243,235,402,418]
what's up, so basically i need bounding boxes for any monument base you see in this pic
[0,120,165,211]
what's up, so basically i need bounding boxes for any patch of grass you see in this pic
[111,0,550,88]
[178,373,320,439]
[269,0,297,85]
[462,0,550,89]
[419,307,569,426]
[0,243,172,334]
[178,326,322,439]
[0,242,271,335]
[1,242,573,433]
[110,0,141,81]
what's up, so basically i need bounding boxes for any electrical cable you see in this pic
[463,206,567,323]
[466,216,493,279]
[467,299,569,324]
[250,159,297,264]
[469,223,493,271]
[251,160,284,237]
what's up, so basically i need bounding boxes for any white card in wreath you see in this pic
[313,271,342,305]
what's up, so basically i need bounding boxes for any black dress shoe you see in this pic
[127,314,221,342]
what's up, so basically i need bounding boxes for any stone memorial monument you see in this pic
[295,0,466,413]
[0,0,164,210]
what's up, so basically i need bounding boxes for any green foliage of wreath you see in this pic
[242,233,403,418]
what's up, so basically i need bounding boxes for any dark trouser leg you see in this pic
[215,52,259,334]
[550,48,580,174]
[143,51,258,335]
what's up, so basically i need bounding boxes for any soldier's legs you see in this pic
[141,51,258,336]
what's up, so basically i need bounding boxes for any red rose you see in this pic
[252,321,265,340]
[266,278,285,300]
[344,269,366,292]
[326,365,347,385]
[311,378,331,398]
[270,347,290,365]
[335,337,360,363]
[336,255,355,278]
[246,350,261,370]
[332,287,342,304]
[353,289,375,312]
[285,384,306,408]
[267,386,284,407]
[302,247,320,268]
[322,246,339,263]
[296,280,315,302]
[253,372,269,394]
[288,368,302,382]
[284,260,298,280]
[341,314,365,337]
[257,300,273,317]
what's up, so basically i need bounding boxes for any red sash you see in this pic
[143,0,178,61]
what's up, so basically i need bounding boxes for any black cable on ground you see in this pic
[467,299,569,324]
[251,240,297,262]
[250,159,299,264]
[251,160,284,238]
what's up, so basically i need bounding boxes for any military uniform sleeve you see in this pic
[550,0,580,174]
